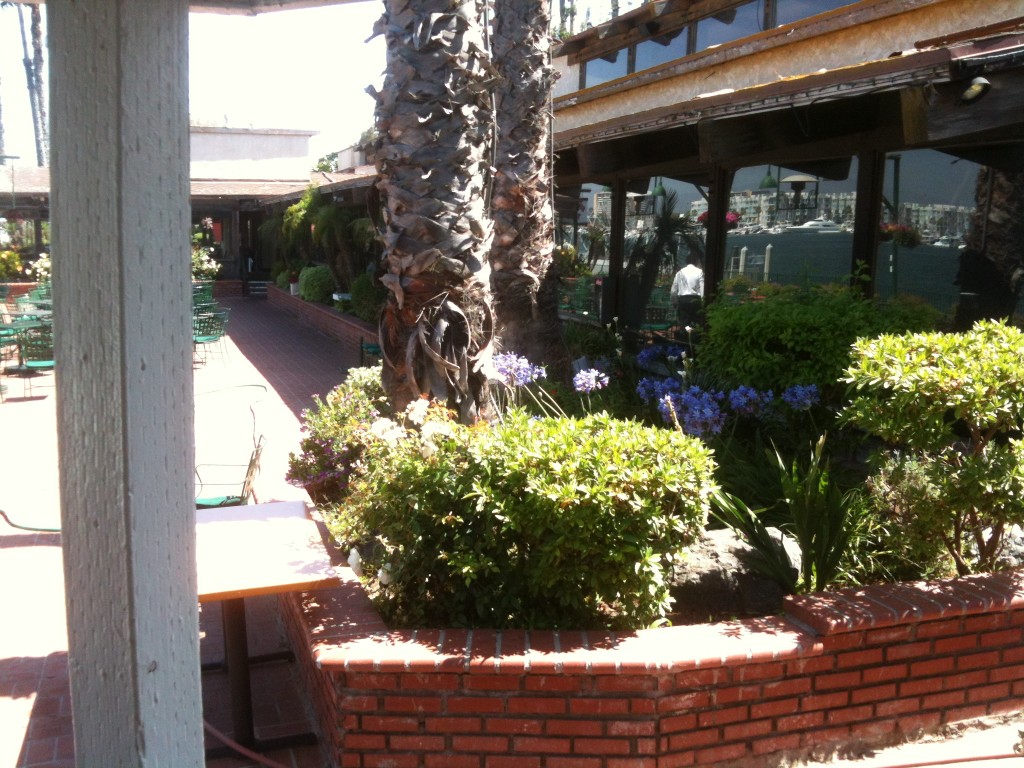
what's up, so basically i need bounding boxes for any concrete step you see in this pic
[246,280,270,298]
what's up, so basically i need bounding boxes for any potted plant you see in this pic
[289,270,300,296]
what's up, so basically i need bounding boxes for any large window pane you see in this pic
[721,163,857,291]
[695,2,761,53]
[775,0,855,27]
[583,49,629,88]
[635,28,689,72]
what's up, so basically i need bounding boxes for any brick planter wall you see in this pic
[281,570,1024,768]
[212,279,243,298]
[267,285,377,364]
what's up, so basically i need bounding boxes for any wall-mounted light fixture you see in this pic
[960,76,991,104]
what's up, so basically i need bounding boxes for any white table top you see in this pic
[195,500,340,602]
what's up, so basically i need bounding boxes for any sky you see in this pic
[0,2,387,165]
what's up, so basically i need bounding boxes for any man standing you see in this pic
[670,254,704,329]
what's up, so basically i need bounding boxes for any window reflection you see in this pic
[584,49,629,88]
[775,0,854,27]
[695,1,761,52]
[635,28,689,73]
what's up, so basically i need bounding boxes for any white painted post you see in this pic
[764,244,772,282]
[50,0,203,765]
[739,246,748,274]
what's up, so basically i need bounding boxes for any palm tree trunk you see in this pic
[372,0,497,423]
[954,168,1024,329]
[30,5,48,163]
[16,4,44,166]
[489,0,570,377]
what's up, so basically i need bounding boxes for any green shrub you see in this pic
[299,264,335,303]
[841,320,1024,574]
[332,407,716,630]
[286,366,388,504]
[0,249,23,280]
[698,283,942,400]
[350,270,387,324]
[858,452,957,581]
[275,269,295,290]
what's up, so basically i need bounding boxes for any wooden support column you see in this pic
[851,150,886,297]
[703,166,735,295]
[50,0,203,765]
[603,177,627,325]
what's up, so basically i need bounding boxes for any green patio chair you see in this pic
[192,308,230,365]
[20,324,55,397]
[194,435,265,508]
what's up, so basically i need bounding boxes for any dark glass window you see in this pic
[775,0,854,27]
[583,49,629,88]
[634,27,689,73]
[695,1,762,52]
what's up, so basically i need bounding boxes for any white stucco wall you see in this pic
[190,125,316,180]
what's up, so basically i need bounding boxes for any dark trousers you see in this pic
[676,295,702,328]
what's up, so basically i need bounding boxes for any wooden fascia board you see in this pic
[554,48,951,151]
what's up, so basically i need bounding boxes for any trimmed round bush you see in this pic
[350,270,387,324]
[298,264,335,303]
[333,407,716,630]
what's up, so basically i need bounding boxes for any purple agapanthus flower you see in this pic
[573,369,609,393]
[493,352,546,388]
[637,376,682,404]
[781,384,820,411]
[636,344,685,368]
[660,386,726,437]
[728,385,774,417]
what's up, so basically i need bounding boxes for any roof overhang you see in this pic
[554,30,1024,187]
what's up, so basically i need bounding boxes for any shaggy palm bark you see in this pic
[489,0,569,376]
[954,168,1024,329]
[372,0,497,423]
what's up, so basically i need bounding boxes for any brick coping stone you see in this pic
[300,568,1024,674]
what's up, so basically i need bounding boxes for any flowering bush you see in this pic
[879,223,921,248]
[286,366,388,504]
[191,218,221,280]
[333,407,716,629]
[0,249,23,280]
[27,252,51,282]
[696,210,741,229]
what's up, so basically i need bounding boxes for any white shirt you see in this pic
[671,264,704,299]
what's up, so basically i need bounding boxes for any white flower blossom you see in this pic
[406,398,430,425]
[370,417,405,445]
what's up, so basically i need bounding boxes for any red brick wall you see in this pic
[267,285,377,364]
[281,570,1024,768]
[212,279,243,298]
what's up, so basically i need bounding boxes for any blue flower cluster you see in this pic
[636,376,682,403]
[636,377,820,437]
[635,344,685,369]
[661,387,726,437]
[781,384,820,411]
[493,352,546,388]
[573,369,609,393]
[728,385,774,417]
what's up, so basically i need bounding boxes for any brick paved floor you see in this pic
[1,296,356,768]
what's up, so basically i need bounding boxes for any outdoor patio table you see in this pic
[195,499,339,755]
